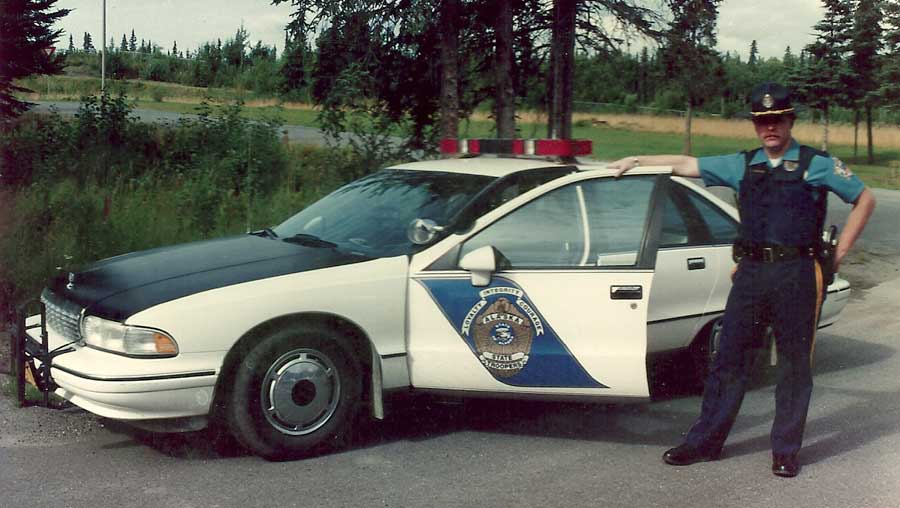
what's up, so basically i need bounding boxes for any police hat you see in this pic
[747,82,796,117]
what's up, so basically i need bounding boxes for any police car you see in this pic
[20,139,850,460]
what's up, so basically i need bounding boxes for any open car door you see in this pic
[406,172,666,400]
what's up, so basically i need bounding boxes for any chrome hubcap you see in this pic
[261,348,340,436]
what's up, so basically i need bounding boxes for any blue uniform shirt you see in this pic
[698,139,865,204]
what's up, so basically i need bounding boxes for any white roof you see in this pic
[390,156,566,177]
[390,156,672,178]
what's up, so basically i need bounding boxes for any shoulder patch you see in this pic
[832,157,854,179]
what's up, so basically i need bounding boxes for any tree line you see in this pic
[4,1,900,160]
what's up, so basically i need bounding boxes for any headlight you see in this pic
[81,316,178,357]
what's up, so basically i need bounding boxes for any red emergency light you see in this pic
[440,138,592,157]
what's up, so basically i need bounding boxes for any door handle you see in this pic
[687,257,706,270]
[610,285,643,300]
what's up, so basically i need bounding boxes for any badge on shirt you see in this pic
[832,157,854,179]
[784,161,798,172]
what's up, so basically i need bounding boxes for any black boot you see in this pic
[662,444,721,466]
[772,454,800,477]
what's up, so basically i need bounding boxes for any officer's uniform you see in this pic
[683,139,864,457]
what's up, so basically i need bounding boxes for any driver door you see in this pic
[406,174,664,399]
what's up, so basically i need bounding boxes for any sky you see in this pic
[52,0,825,60]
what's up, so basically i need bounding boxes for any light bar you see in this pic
[440,138,592,157]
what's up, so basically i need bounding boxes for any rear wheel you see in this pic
[690,318,772,389]
[690,318,722,388]
[227,324,362,460]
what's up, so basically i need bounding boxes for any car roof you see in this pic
[390,156,672,178]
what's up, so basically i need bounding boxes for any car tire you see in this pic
[226,324,362,460]
[690,318,722,389]
[690,318,773,390]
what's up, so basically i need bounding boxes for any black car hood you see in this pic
[49,235,370,321]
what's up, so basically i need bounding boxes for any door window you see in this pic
[660,184,740,247]
[685,191,739,244]
[581,176,655,266]
[459,185,585,268]
[459,176,656,268]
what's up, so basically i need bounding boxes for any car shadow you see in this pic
[358,333,896,457]
[98,332,895,462]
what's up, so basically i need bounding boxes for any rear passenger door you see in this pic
[647,178,739,352]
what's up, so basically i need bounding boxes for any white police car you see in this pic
[22,139,850,460]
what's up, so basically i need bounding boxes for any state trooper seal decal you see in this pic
[419,277,607,388]
[466,291,539,377]
[762,93,775,109]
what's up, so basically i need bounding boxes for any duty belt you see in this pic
[733,242,816,263]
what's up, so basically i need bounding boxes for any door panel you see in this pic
[409,271,652,396]
[407,174,662,398]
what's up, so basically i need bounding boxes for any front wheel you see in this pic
[227,324,362,460]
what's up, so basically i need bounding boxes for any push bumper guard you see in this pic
[12,300,76,408]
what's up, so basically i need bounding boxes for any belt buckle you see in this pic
[762,247,775,263]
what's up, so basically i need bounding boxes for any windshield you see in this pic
[274,169,495,257]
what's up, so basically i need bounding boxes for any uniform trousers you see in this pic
[684,257,823,457]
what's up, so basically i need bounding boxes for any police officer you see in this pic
[609,82,876,477]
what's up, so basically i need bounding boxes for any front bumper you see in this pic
[16,309,220,424]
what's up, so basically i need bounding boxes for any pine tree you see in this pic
[661,0,724,154]
[748,39,758,68]
[783,46,795,67]
[849,0,882,162]
[68,33,75,53]
[880,0,900,109]
[280,33,307,95]
[120,34,128,51]
[83,32,94,52]
[791,0,854,151]
[172,41,178,56]
[0,0,71,120]
[129,29,137,52]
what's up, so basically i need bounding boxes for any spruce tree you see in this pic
[0,0,71,120]
[849,0,882,162]
[120,34,128,52]
[783,46,795,67]
[280,33,307,95]
[68,33,75,53]
[791,0,854,151]
[83,32,94,52]
[748,39,758,68]
[661,0,724,154]
[880,0,900,109]
[129,29,137,52]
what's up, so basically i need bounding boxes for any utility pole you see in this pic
[101,0,106,92]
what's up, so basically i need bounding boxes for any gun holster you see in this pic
[819,225,838,287]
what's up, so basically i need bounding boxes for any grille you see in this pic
[40,289,83,343]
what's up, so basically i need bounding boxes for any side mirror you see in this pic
[407,218,445,245]
[459,245,499,287]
